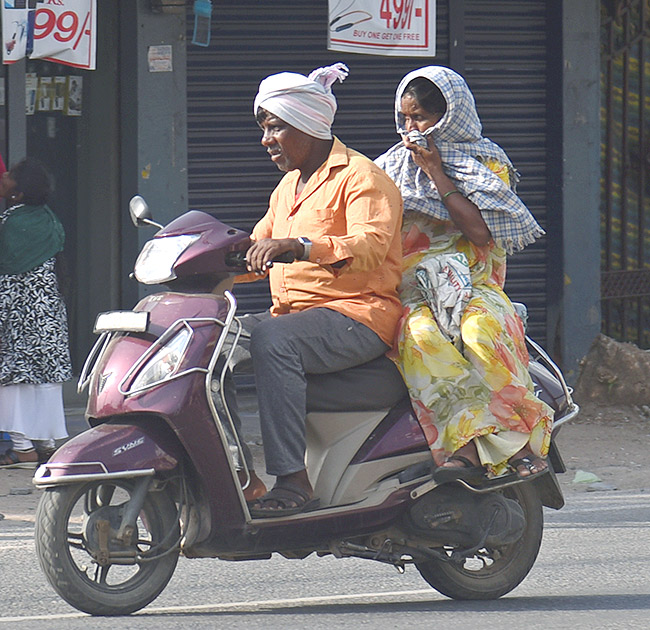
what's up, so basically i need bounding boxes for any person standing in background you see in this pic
[0,158,72,467]
[0,154,8,457]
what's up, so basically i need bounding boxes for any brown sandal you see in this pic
[433,455,487,483]
[509,455,548,479]
[248,482,320,518]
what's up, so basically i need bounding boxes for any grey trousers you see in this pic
[231,307,389,477]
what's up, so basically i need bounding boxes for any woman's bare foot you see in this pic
[509,448,548,478]
[439,441,481,468]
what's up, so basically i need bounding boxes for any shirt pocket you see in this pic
[293,206,342,237]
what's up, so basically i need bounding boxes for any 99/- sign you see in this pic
[33,8,92,50]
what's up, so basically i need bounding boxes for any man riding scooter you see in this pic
[230,63,403,517]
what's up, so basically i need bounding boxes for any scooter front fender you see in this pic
[33,418,183,488]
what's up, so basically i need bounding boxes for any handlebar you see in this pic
[224,249,296,270]
[269,251,297,265]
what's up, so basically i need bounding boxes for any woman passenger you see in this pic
[375,66,553,481]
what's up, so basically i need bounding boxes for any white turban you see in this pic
[253,63,349,140]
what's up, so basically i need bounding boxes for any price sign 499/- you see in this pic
[328,0,436,58]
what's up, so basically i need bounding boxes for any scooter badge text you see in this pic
[112,436,145,457]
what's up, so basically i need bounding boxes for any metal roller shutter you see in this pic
[186,1,550,344]
[462,1,551,341]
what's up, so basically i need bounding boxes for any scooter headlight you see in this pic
[134,234,200,284]
[130,328,192,392]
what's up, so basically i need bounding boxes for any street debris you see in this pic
[572,470,601,484]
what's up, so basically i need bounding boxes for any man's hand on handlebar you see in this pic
[246,238,302,274]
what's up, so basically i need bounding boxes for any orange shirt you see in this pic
[245,137,403,346]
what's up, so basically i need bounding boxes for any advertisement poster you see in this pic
[2,0,97,70]
[52,75,66,110]
[25,71,37,115]
[36,75,52,111]
[64,75,82,116]
[328,0,436,57]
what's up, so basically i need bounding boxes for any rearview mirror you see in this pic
[129,195,163,229]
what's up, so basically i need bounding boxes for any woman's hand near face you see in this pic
[246,237,302,274]
[403,134,444,180]
[403,133,492,247]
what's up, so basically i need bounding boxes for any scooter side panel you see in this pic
[34,420,182,485]
[350,401,428,463]
[305,401,428,506]
[529,359,566,413]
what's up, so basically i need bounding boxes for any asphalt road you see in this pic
[0,490,648,629]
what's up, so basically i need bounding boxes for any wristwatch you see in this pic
[297,236,312,261]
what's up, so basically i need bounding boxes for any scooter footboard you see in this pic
[34,418,183,487]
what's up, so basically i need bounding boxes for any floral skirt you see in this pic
[395,282,553,476]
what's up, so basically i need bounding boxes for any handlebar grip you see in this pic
[225,249,296,270]
[272,251,296,264]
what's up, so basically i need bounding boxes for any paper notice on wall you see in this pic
[37,76,52,112]
[148,45,173,73]
[2,0,97,70]
[52,76,66,111]
[25,72,37,115]
[327,0,436,57]
[64,75,82,116]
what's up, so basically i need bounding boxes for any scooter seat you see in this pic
[306,355,409,412]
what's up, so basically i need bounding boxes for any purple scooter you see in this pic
[33,196,578,616]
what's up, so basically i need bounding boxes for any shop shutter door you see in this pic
[462,1,551,341]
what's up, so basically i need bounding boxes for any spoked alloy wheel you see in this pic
[35,480,180,616]
[416,484,543,600]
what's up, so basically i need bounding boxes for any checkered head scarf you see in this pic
[254,63,349,140]
[375,65,545,254]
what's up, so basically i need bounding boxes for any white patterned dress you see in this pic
[0,208,72,440]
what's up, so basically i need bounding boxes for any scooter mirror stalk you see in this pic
[129,195,163,229]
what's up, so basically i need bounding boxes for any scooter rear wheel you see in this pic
[35,479,180,616]
[415,483,543,600]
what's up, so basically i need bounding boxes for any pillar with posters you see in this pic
[2,0,96,70]
[327,0,436,57]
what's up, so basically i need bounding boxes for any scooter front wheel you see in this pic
[415,483,543,600]
[35,479,180,616]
